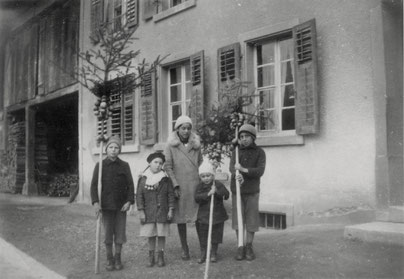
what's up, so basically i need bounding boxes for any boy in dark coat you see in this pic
[90,136,135,271]
[137,152,175,267]
[195,160,229,263]
[230,124,266,261]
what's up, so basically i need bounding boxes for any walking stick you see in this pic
[204,182,215,279]
[95,139,104,274]
[235,126,244,248]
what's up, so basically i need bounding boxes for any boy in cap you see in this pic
[229,124,266,261]
[91,136,135,271]
[137,152,175,267]
[194,160,229,263]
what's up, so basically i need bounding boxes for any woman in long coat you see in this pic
[164,115,203,260]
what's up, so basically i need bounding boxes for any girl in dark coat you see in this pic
[195,161,229,263]
[137,152,175,267]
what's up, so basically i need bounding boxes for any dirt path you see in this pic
[0,194,403,279]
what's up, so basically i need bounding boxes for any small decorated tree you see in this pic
[77,23,166,144]
[197,77,258,169]
[79,23,165,274]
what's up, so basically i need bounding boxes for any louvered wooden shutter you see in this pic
[140,70,157,145]
[293,19,319,135]
[123,76,135,144]
[142,0,155,21]
[126,0,138,27]
[91,0,104,41]
[189,51,205,130]
[217,43,241,91]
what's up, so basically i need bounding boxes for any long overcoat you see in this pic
[164,131,203,223]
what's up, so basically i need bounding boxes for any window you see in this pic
[143,0,196,22]
[168,62,192,131]
[97,76,135,145]
[254,36,296,133]
[157,51,204,142]
[91,0,138,39]
[236,19,319,146]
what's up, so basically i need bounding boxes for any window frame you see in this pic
[252,34,296,136]
[240,19,304,146]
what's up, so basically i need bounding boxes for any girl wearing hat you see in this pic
[136,152,175,267]
[164,115,203,260]
[230,124,266,261]
[90,136,135,271]
[195,160,229,263]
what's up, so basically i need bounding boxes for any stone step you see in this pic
[376,206,404,223]
[344,222,404,246]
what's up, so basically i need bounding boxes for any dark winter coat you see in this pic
[195,180,229,225]
[136,175,175,223]
[90,157,135,210]
[230,142,266,194]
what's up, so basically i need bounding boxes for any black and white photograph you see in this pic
[0,0,403,278]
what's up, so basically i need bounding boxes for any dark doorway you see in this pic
[35,93,78,197]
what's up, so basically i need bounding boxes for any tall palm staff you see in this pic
[204,182,215,279]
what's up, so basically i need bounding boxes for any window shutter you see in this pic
[123,81,135,144]
[140,70,157,145]
[126,0,138,27]
[91,0,104,42]
[28,23,38,100]
[217,42,241,91]
[293,19,319,135]
[142,0,156,21]
[189,50,205,130]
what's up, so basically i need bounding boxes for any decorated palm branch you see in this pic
[78,22,165,274]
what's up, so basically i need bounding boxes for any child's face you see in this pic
[239,132,254,147]
[177,123,192,139]
[200,173,214,185]
[149,157,164,173]
[106,143,120,159]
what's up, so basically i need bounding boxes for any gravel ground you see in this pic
[0,193,403,279]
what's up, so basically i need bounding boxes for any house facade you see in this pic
[0,0,402,226]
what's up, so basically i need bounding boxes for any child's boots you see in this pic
[157,250,165,267]
[198,247,206,264]
[114,253,123,270]
[105,244,115,271]
[147,250,155,267]
[210,243,218,263]
[245,243,255,261]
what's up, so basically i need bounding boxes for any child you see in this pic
[136,152,175,267]
[229,124,266,261]
[90,136,135,271]
[195,160,229,264]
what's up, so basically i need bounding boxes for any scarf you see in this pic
[143,168,167,190]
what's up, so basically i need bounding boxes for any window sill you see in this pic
[256,134,304,146]
[153,0,196,22]
[92,144,140,155]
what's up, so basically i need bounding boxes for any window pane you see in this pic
[257,65,275,87]
[258,88,276,110]
[282,108,295,130]
[281,60,294,84]
[257,42,275,65]
[170,85,182,102]
[172,105,182,121]
[282,85,295,107]
[280,38,293,61]
[185,63,191,81]
[186,81,192,100]
[258,109,277,131]
[170,67,181,84]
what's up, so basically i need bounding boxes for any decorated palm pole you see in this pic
[93,94,111,274]
[230,112,246,248]
[204,181,216,279]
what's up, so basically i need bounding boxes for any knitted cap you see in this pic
[147,152,166,163]
[174,115,193,130]
[198,160,215,176]
[238,124,257,139]
[105,136,121,152]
